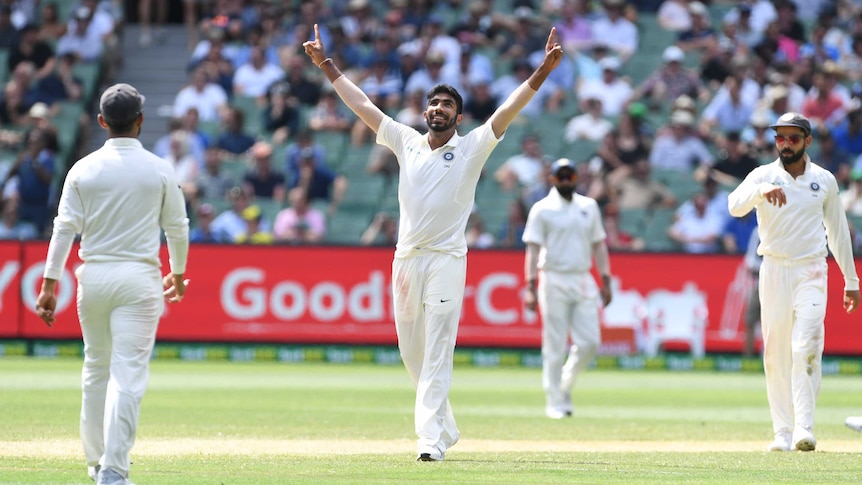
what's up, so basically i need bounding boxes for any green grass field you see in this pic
[2,358,862,484]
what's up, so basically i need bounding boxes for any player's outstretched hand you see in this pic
[542,27,563,71]
[845,289,860,314]
[163,274,189,303]
[763,186,787,207]
[303,24,327,66]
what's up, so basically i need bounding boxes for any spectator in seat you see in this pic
[243,141,286,204]
[173,66,228,123]
[667,192,725,253]
[495,133,546,192]
[292,148,346,215]
[235,205,275,245]
[215,106,256,156]
[189,203,219,243]
[273,186,326,244]
[263,81,300,145]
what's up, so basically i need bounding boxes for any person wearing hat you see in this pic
[590,0,638,62]
[675,1,717,55]
[728,112,860,452]
[577,56,632,118]
[522,158,613,419]
[304,23,562,461]
[631,45,703,106]
[35,83,190,484]
[648,109,713,171]
[235,204,274,244]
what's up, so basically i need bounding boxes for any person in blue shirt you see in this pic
[7,126,56,235]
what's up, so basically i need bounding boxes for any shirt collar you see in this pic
[104,138,144,148]
[425,131,462,149]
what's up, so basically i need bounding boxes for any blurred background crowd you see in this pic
[3,0,862,255]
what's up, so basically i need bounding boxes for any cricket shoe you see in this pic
[417,445,444,462]
[792,426,816,452]
[846,416,862,432]
[767,431,792,452]
[97,467,134,485]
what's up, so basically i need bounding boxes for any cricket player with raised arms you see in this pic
[303,23,562,461]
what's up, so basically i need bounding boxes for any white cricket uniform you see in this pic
[376,115,500,457]
[522,188,607,414]
[44,138,189,477]
[728,156,858,436]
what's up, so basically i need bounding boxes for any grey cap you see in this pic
[99,83,144,126]
[550,158,576,174]
[769,112,811,137]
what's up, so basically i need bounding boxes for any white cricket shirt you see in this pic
[522,188,607,274]
[728,156,859,290]
[376,116,501,258]
[44,138,189,280]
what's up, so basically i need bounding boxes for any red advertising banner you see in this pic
[8,242,862,355]
[0,241,20,338]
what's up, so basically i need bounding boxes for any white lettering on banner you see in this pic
[0,261,19,311]
[348,271,385,321]
[309,282,344,321]
[270,281,304,320]
[222,269,390,322]
[22,263,74,314]
[475,272,522,325]
[220,268,529,325]
[222,268,267,319]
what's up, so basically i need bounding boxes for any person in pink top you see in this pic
[273,186,326,244]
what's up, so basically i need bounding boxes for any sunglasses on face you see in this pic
[774,134,804,144]
[556,172,575,181]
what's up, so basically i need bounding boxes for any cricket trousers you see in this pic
[392,252,465,456]
[76,261,163,477]
[538,270,601,413]
[760,256,827,435]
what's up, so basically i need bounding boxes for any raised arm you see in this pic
[487,28,563,139]
[303,24,386,133]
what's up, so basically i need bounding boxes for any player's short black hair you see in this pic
[427,84,463,115]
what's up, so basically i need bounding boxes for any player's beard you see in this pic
[426,112,457,132]
[555,185,575,198]
[778,145,805,165]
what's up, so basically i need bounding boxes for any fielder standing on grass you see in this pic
[522,158,613,419]
[35,83,190,485]
[727,112,860,452]
[303,24,561,461]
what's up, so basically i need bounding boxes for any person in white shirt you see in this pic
[303,23,562,462]
[728,112,860,453]
[232,45,285,99]
[522,158,613,419]
[564,95,613,143]
[578,56,632,118]
[173,66,229,122]
[35,83,190,485]
[590,0,638,62]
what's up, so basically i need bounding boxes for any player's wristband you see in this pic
[317,57,333,68]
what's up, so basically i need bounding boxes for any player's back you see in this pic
[66,138,182,267]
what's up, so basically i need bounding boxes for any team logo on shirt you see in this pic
[810,182,820,191]
[442,151,454,168]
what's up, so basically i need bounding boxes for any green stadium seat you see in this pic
[617,208,648,241]
[0,48,8,83]
[221,158,248,186]
[644,207,678,252]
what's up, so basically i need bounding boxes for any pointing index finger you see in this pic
[314,23,320,42]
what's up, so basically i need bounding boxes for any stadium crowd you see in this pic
[4,0,862,254]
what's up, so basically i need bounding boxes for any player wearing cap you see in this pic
[728,112,860,452]
[522,158,613,419]
[35,83,190,485]
[303,24,562,461]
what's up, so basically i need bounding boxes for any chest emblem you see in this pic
[810,182,820,191]
[442,151,454,168]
